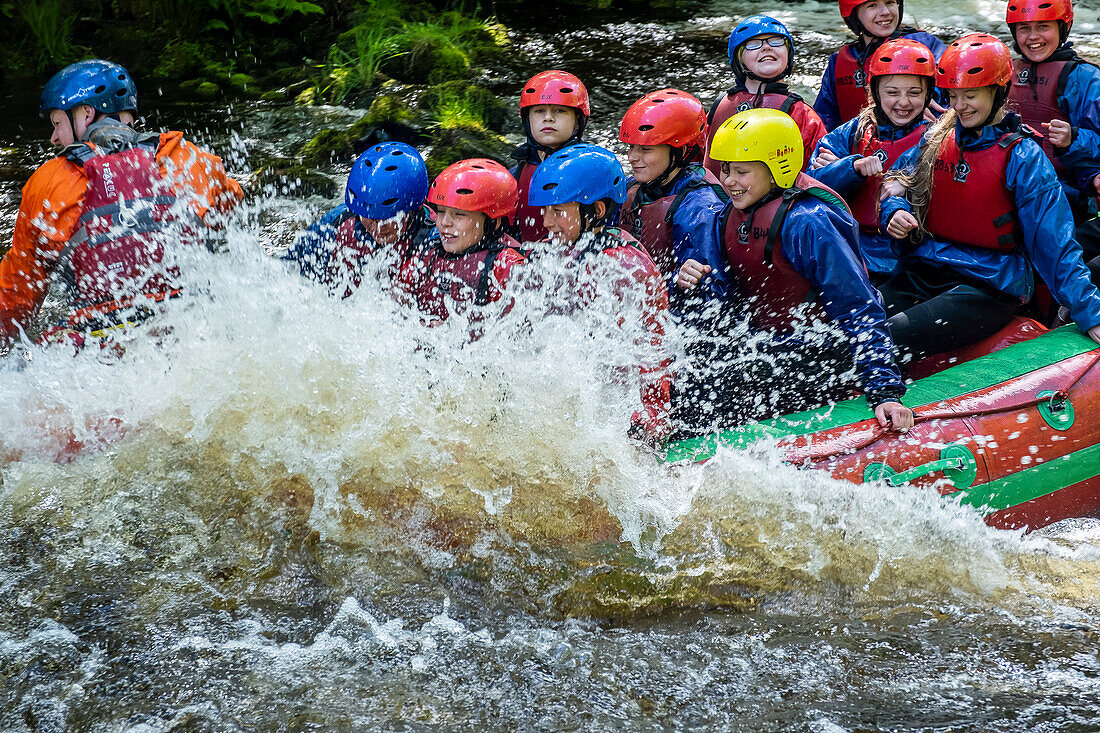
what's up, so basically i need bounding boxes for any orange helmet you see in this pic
[1006,0,1073,26]
[935,34,1013,89]
[519,70,590,118]
[427,159,518,221]
[618,89,706,149]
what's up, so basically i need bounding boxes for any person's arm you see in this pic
[0,159,86,343]
[670,183,728,304]
[1052,64,1100,172]
[156,132,243,225]
[879,143,922,233]
[782,201,909,411]
[1008,139,1100,335]
[809,119,864,193]
[813,53,842,132]
[282,204,352,282]
[795,103,829,173]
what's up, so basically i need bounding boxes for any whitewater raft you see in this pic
[663,323,1100,532]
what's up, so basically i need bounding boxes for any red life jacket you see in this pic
[326,211,430,298]
[620,169,725,277]
[396,233,525,323]
[57,131,204,330]
[703,87,801,179]
[1008,57,1077,175]
[923,128,1028,252]
[834,44,872,125]
[720,172,848,331]
[513,161,549,244]
[848,121,926,230]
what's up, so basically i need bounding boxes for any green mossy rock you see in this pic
[425,123,512,178]
[299,128,349,165]
[422,81,508,132]
[381,36,471,85]
[252,160,337,199]
[195,81,221,99]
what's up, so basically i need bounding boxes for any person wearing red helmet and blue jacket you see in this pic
[810,38,935,283]
[282,142,435,298]
[394,159,527,328]
[814,0,946,132]
[1006,0,1100,284]
[704,15,827,180]
[527,143,672,445]
[616,89,729,312]
[0,59,242,349]
[880,34,1100,358]
[675,108,912,435]
[510,70,590,244]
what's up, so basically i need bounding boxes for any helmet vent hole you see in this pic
[652,98,665,104]
[966,67,984,75]
[95,85,106,93]
[456,188,474,195]
[116,89,127,96]
[472,164,485,169]
[541,183,558,191]
[390,150,402,156]
[667,91,679,95]
[365,160,373,167]
[385,165,398,171]
[638,124,654,131]
[525,87,536,94]
[382,197,399,205]
[613,176,621,185]
[917,56,929,63]
[118,74,127,81]
[1038,2,1052,7]
[560,87,573,93]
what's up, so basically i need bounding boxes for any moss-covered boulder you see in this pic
[251,159,338,199]
[422,81,508,132]
[425,123,513,178]
[299,92,433,165]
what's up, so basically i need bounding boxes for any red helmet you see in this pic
[839,0,904,34]
[868,38,936,79]
[838,0,868,17]
[1006,0,1073,25]
[618,89,707,149]
[427,159,518,221]
[520,70,590,118]
[936,33,1013,89]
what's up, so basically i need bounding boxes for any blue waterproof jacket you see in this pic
[1041,51,1100,208]
[814,30,946,132]
[281,203,355,283]
[809,116,927,276]
[619,164,730,306]
[881,115,1100,332]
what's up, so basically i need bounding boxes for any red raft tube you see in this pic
[662,321,1100,532]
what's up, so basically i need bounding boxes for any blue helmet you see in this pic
[40,59,138,118]
[527,144,628,208]
[344,142,429,220]
[727,15,794,82]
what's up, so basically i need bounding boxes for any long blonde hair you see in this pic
[882,109,957,244]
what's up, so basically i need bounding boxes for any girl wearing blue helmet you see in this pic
[283,142,434,298]
[703,15,827,182]
[529,144,672,444]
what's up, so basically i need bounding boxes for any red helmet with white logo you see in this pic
[519,70,590,118]
[427,159,518,221]
[935,33,1013,89]
[867,38,936,79]
[618,89,706,150]
[839,0,904,35]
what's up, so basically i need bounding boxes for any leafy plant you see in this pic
[22,0,78,71]
[323,23,399,102]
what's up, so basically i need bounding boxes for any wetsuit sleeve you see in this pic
[809,119,864,194]
[156,132,244,226]
[282,204,352,282]
[782,200,906,405]
[1055,63,1100,172]
[1008,140,1100,331]
[671,185,729,302]
[793,103,828,172]
[879,143,923,231]
[0,158,86,342]
[813,52,843,132]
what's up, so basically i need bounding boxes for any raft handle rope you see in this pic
[797,348,1100,464]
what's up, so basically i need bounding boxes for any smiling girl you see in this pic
[1006,0,1100,283]
[814,0,945,131]
[809,38,935,283]
[880,34,1100,358]
[703,15,826,181]
[394,159,527,327]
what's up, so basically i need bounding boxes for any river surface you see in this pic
[4,1,1100,730]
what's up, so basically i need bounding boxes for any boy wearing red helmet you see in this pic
[880,34,1100,357]
[617,89,729,310]
[814,0,945,131]
[510,71,590,244]
[395,159,526,328]
[810,38,936,283]
[1006,0,1100,283]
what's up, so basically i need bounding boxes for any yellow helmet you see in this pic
[708,108,803,188]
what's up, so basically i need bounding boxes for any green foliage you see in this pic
[22,0,79,71]
[322,23,400,103]
[422,81,507,131]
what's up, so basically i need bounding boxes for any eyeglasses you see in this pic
[742,37,788,51]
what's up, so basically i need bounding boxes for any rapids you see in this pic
[3,1,1100,729]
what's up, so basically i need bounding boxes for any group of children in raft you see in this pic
[284,0,1100,443]
[5,0,1100,447]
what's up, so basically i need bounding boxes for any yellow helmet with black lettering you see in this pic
[708,108,802,188]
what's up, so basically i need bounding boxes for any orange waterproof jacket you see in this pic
[0,131,243,340]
